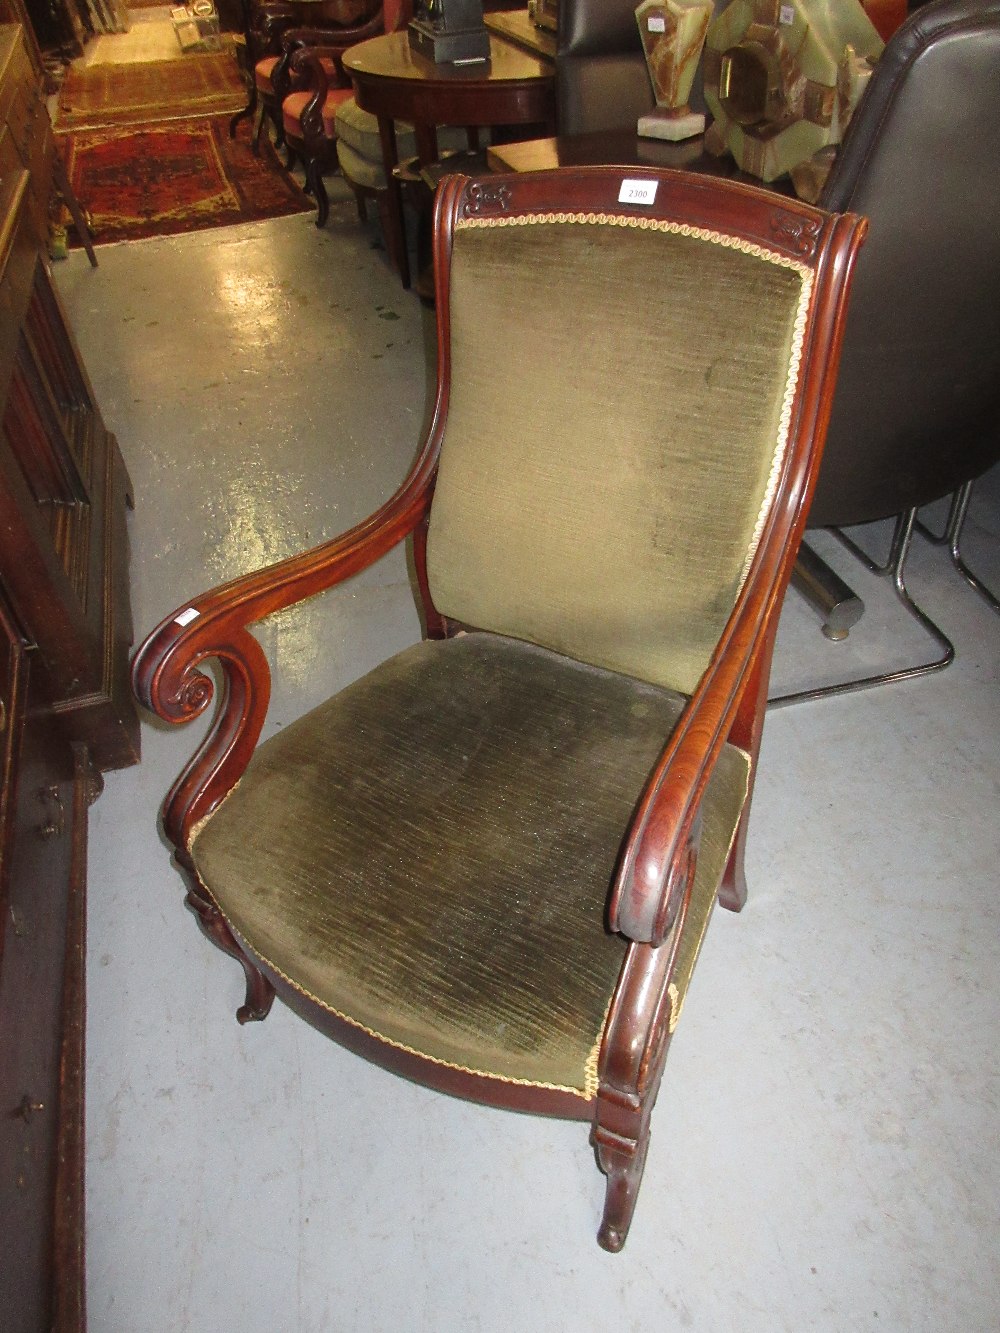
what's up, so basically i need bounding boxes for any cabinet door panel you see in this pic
[0,671,76,1333]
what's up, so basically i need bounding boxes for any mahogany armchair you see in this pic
[235,0,383,156]
[132,167,865,1250]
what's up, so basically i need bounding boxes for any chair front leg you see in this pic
[181,854,276,1024]
[592,937,680,1251]
[592,1089,654,1252]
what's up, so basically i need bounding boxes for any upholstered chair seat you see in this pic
[133,167,866,1251]
[333,94,469,284]
[333,98,468,188]
[192,633,749,1096]
[233,0,383,154]
[256,50,337,97]
[281,81,353,142]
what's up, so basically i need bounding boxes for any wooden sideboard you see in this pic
[0,22,139,1332]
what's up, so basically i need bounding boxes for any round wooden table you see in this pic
[343,31,555,286]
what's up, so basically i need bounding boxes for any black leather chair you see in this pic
[553,0,725,134]
[782,0,1000,701]
[555,0,652,134]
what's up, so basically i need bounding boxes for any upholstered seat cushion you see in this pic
[333,96,470,185]
[335,137,387,190]
[256,53,338,95]
[282,84,354,140]
[192,633,749,1098]
[254,55,280,93]
[333,94,417,161]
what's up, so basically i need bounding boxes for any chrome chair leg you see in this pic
[770,508,955,707]
[790,541,865,640]
[941,483,1000,614]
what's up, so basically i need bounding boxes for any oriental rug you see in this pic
[55,52,245,130]
[61,117,311,246]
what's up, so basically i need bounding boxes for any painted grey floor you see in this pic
[54,189,1000,1333]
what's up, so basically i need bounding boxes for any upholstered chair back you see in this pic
[809,0,1000,527]
[426,205,813,696]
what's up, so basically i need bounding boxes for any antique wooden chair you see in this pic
[230,0,382,154]
[132,167,865,1250]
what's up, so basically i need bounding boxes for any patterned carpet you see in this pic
[61,117,312,245]
[56,51,245,130]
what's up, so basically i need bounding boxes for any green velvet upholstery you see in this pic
[426,217,811,696]
[192,633,749,1097]
[333,97,470,189]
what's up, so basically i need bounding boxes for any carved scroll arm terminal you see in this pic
[131,461,437,850]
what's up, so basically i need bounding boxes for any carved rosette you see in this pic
[464,182,512,218]
[769,209,822,258]
[166,667,215,723]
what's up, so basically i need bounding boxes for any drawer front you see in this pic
[0,670,77,1333]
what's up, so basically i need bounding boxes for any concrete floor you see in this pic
[53,188,1000,1331]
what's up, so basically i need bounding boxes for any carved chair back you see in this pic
[427,179,820,696]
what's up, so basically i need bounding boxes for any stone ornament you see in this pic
[702,0,883,183]
[635,0,714,141]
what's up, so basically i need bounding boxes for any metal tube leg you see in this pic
[770,510,955,707]
[945,482,1000,614]
[791,541,866,640]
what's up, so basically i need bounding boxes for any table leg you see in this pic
[377,114,410,289]
[414,123,438,164]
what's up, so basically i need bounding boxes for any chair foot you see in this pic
[185,886,276,1024]
[306,160,329,227]
[791,541,865,640]
[594,1131,650,1253]
[718,860,747,912]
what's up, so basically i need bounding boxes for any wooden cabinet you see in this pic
[0,22,139,1331]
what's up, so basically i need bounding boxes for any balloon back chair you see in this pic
[780,0,1000,703]
[132,167,865,1251]
[231,0,382,154]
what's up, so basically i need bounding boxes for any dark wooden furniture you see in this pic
[133,165,865,1252]
[234,0,384,154]
[485,124,791,179]
[0,21,139,1332]
[342,29,554,283]
[483,7,557,59]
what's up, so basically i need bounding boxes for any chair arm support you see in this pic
[132,463,436,849]
[607,622,755,946]
[608,207,868,946]
[290,46,332,128]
